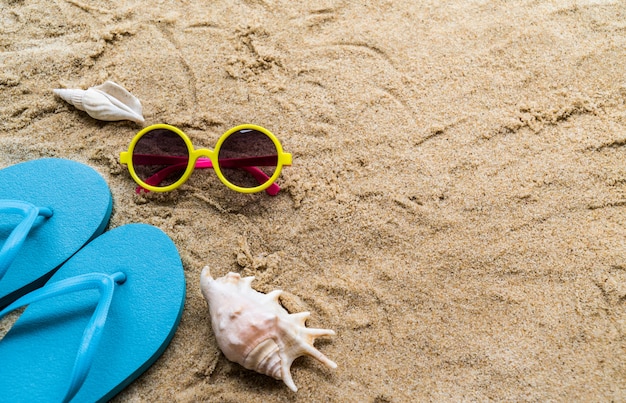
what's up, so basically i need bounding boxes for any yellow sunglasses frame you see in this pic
[120,123,292,194]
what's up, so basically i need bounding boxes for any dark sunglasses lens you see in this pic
[132,129,189,187]
[218,129,278,188]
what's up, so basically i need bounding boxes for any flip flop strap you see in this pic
[0,200,53,281]
[0,271,126,403]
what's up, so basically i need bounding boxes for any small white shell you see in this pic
[200,267,337,392]
[53,81,145,124]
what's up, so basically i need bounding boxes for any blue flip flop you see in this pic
[0,158,112,307]
[0,223,186,403]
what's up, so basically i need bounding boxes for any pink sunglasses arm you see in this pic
[136,161,187,193]
[195,159,281,196]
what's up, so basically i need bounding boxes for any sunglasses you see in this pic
[119,124,292,195]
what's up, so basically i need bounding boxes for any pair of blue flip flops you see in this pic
[0,159,186,402]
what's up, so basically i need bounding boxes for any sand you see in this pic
[1,0,625,401]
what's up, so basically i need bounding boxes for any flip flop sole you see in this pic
[0,158,112,307]
[0,224,186,402]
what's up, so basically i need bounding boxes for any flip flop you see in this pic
[0,223,186,403]
[0,158,112,307]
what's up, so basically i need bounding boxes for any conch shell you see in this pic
[53,81,145,124]
[200,267,337,392]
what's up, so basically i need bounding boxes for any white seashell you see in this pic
[53,81,145,124]
[200,267,337,392]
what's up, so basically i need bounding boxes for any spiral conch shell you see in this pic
[200,267,337,392]
[53,81,145,124]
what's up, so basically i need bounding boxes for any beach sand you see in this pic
[1,0,625,401]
